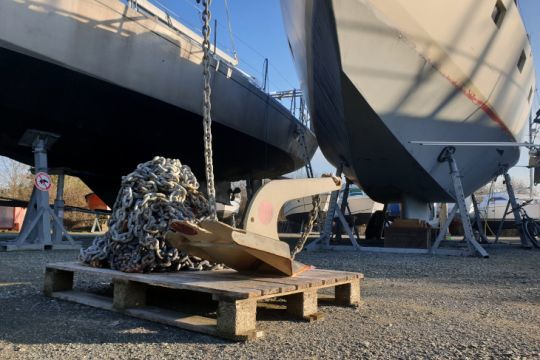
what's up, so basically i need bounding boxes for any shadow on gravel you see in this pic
[0,290,231,346]
[0,284,316,346]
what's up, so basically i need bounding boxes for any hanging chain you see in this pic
[291,194,321,259]
[200,0,217,220]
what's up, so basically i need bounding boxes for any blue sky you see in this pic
[157,0,299,91]
[160,0,540,182]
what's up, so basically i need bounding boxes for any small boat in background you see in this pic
[216,195,241,221]
[282,184,383,230]
[338,185,384,225]
[283,193,331,225]
[473,192,540,230]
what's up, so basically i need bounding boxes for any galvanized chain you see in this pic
[80,157,222,273]
[291,194,321,259]
[290,121,323,258]
[199,0,217,221]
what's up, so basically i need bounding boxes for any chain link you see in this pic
[290,122,322,258]
[291,194,321,259]
[200,0,217,221]
[80,157,222,273]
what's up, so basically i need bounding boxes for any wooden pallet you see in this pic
[44,262,363,341]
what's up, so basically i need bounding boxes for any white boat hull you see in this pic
[283,189,383,225]
[281,0,536,204]
[345,197,384,224]
[475,193,540,221]
[216,201,240,220]
[283,193,331,224]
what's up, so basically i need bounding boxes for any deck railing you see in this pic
[126,0,237,65]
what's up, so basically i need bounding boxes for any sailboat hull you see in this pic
[281,0,536,203]
[0,0,317,205]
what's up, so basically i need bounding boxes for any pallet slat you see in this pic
[48,262,260,299]
[51,290,113,310]
[125,307,218,335]
[50,290,221,338]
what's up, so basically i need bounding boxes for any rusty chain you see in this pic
[291,194,321,259]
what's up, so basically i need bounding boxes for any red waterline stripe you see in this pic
[394,27,516,140]
[439,71,514,139]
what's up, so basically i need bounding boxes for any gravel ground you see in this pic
[0,244,539,359]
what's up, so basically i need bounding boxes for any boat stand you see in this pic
[306,166,360,251]
[334,181,361,243]
[307,187,341,250]
[308,191,425,254]
[307,148,489,257]
[493,171,534,248]
[91,217,103,233]
[470,193,489,244]
[431,147,488,257]
[0,130,78,251]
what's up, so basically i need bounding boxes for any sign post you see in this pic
[34,172,52,192]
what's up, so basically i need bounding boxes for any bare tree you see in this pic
[0,156,100,230]
[49,175,95,230]
[0,156,33,199]
[475,177,537,197]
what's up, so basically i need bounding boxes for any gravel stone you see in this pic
[0,243,539,359]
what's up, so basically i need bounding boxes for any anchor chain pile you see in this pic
[80,156,222,273]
